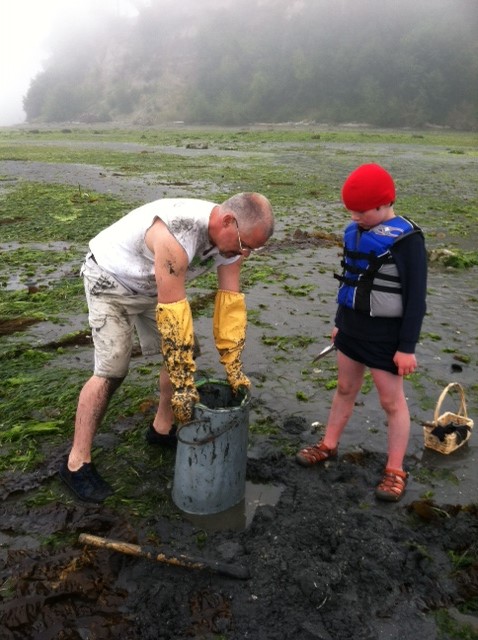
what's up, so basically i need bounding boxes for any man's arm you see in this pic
[145,218,188,301]
[217,258,242,292]
[214,257,250,392]
[146,218,199,422]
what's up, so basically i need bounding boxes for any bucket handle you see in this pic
[176,417,241,446]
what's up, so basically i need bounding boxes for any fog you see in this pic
[0,0,139,126]
[1,0,476,129]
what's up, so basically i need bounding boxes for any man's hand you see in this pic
[213,290,250,393]
[224,364,251,394]
[156,299,198,421]
[171,388,200,424]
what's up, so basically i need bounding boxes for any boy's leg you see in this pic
[322,350,365,448]
[371,368,410,470]
[296,351,364,465]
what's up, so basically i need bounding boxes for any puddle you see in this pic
[179,481,285,532]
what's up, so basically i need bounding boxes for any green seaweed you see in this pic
[0,124,477,518]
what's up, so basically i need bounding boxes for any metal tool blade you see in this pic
[312,343,336,363]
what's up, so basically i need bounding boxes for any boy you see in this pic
[296,164,427,502]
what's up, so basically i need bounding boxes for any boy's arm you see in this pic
[394,232,428,353]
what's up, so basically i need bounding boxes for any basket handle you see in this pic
[434,382,468,422]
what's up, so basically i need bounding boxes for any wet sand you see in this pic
[1,132,477,639]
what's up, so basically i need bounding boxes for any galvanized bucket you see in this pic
[172,379,250,515]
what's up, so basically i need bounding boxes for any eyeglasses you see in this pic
[234,219,264,255]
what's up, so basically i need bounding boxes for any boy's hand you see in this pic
[393,351,417,376]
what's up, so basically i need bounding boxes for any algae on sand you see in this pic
[1,125,478,639]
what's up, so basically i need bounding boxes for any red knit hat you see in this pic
[341,163,395,212]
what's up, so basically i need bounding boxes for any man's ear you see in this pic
[222,212,234,228]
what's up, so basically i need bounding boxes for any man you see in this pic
[59,192,274,503]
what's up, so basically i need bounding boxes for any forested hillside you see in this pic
[24,0,478,129]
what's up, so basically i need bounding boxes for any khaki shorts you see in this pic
[82,256,161,378]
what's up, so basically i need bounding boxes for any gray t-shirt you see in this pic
[89,198,239,295]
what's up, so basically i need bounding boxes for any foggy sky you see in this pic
[1,0,475,128]
[0,0,139,126]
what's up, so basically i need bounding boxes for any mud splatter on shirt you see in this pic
[88,198,238,295]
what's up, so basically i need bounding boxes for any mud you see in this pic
[2,445,478,639]
[1,132,478,639]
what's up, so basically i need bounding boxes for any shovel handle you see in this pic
[78,533,250,580]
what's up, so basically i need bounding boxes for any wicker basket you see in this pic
[423,382,474,454]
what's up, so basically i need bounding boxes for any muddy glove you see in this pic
[156,299,199,423]
[213,290,250,393]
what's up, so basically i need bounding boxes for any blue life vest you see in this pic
[335,216,421,317]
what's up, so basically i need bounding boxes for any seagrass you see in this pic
[423,382,473,454]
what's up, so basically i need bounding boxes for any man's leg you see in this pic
[59,375,124,503]
[68,375,124,470]
[60,260,137,501]
[152,366,175,435]
[145,366,178,446]
[134,304,175,438]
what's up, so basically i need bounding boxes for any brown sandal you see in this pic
[375,468,408,502]
[295,440,338,467]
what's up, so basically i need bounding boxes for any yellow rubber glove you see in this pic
[156,299,199,423]
[213,290,251,393]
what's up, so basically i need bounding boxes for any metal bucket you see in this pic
[172,379,250,515]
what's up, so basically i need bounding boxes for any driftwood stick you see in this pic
[78,533,250,580]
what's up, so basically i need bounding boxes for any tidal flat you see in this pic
[1,124,477,639]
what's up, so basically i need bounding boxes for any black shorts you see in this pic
[334,331,398,375]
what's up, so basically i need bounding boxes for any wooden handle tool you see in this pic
[79,533,250,580]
